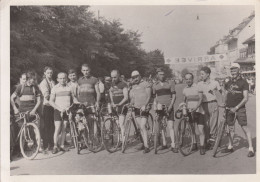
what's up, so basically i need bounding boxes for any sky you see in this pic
[90,5,254,59]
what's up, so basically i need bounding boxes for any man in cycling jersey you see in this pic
[109,70,128,144]
[153,68,178,153]
[49,72,79,154]
[223,63,254,157]
[78,64,100,108]
[183,73,205,155]
[130,70,152,153]
[11,71,41,116]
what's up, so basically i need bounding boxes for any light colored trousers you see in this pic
[202,101,219,140]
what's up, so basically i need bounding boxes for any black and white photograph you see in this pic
[1,0,259,181]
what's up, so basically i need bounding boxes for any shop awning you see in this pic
[234,57,255,63]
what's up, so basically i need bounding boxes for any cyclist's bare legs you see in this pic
[167,120,176,148]
[136,117,149,148]
[60,120,68,148]
[117,115,125,141]
[241,126,254,151]
[197,124,205,146]
[53,121,62,148]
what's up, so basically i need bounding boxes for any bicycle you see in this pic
[66,103,103,153]
[175,103,196,156]
[12,111,41,160]
[212,106,233,157]
[121,104,153,153]
[100,103,121,153]
[153,104,168,154]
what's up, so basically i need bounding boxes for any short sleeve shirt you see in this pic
[224,76,248,108]
[197,80,221,102]
[67,81,79,99]
[152,80,176,107]
[183,83,204,114]
[51,84,73,110]
[15,84,41,112]
[110,80,128,104]
[78,76,98,105]
[130,80,151,108]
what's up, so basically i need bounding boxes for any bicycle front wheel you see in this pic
[70,121,80,154]
[212,120,225,157]
[102,118,120,153]
[87,116,103,153]
[178,118,194,156]
[19,123,41,160]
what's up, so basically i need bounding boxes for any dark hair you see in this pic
[26,71,37,80]
[44,66,53,73]
[185,73,194,79]
[81,64,90,69]
[200,66,211,74]
[156,68,164,73]
[68,69,77,75]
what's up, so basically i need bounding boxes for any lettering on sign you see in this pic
[165,54,227,64]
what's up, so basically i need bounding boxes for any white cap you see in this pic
[230,63,240,69]
[131,70,140,77]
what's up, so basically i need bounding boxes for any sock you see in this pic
[249,147,254,152]
[228,145,233,149]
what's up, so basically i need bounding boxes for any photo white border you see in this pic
[1,0,259,182]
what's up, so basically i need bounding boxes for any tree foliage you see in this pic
[10,6,172,88]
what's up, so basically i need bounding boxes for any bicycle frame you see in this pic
[15,112,40,143]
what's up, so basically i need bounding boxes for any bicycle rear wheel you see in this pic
[121,119,131,153]
[102,118,120,153]
[19,123,41,160]
[178,118,194,156]
[212,120,225,157]
[86,116,103,153]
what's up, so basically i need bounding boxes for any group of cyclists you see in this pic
[10,62,255,157]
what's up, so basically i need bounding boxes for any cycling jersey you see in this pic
[15,83,41,112]
[183,83,204,114]
[51,83,73,110]
[78,76,98,105]
[152,80,176,107]
[110,80,128,104]
[130,80,151,108]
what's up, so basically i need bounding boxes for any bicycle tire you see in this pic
[19,123,41,160]
[212,120,225,157]
[121,119,131,153]
[178,118,194,156]
[102,118,120,153]
[87,116,103,153]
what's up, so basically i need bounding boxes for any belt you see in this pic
[203,100,217,103]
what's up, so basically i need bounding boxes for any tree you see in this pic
[10,6,172,90]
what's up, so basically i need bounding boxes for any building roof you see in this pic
[243,34,255,44]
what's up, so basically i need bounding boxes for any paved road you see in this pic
[10,84,256,175]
